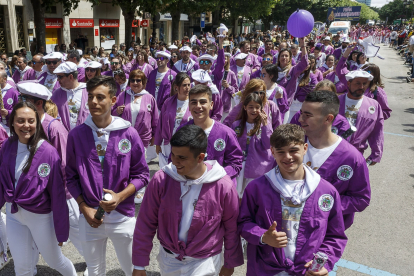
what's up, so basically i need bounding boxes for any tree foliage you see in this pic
[378,0,407,22]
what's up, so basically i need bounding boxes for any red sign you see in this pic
[45,18,63,28]
[141,20,149,27]
[99,19,120,28]
[132,20,140,27]
[70,19,94,28]
[95,29,99,36]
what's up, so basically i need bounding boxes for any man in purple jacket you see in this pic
[238,124,347,276]
[39,52,63,92]
[132,125,243,276]
[12,56,34,84]
[299,90,371,229]
[231,41,261,72]
[66,76,149,275]
[66,50,85,82]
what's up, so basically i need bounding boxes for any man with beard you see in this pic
[172,46,199,75]
[231,41,261,72]
[336,45,384,165]
[333,38,350,61]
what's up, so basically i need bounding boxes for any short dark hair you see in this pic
[189,84,212,101]
[67,50,80,62]
[19,57,28,64]
[304,90,340,118]
[239,41,250,48]
[170,125,208,158]
[270,124,305,149]
[263,64,278,82]
[314,46,322,51]
[86,75,117,97]
[192,45,200,51]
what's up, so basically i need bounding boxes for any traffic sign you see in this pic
[201,13,206,28]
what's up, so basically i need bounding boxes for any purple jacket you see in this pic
[153,94,192,147]
[130,62,154,78]
[322,45,334,55]
[338,94,384,162]
[148,56,158,69]
[207,49,225,90]
[230,64,252,91]
[333,47,346,60]
[146,68,177,110]
[277,54,309,106]
[181,120,243,182]
[101,70,113,77]
[231,52,261,71]
[325,72,347,94]
[24,69,38,81]
[123,60,135,74]
[311,70,323,82]
[12,68,34,84]
[38,72,61,93]
[112,92,159,148]
[42,114,72,199]
[364,86,392,120]
[295,74,318,102]
[1,86,19,122]
[0,125,7,150]
[313,138,371,229]
[132,165,244,268]
[66,124,150,217]
[221,70,238,114]
[77,67,85,82]
[51,87,90,132]
[231,121,275,178]
[223,101,282,131]
[257,48,278,57]
[0,139,70,242]
[238,175,347,275]
[172,60,200,76]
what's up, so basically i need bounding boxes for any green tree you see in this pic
[378,0,406,22]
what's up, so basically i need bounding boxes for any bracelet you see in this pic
[79,201,86,207]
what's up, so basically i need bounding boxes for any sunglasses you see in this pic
[171,55,178,58]
[199,60,211,65]
[1,58,6,61]
[56,74,68,80]
[263,58,271,61]
[111,62,119,65]
[156,57,167,61]
[86,68,97,72]
[130,79,142,83]
[253,91,265,96]
[46,60,59,65]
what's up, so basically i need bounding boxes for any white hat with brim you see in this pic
[155,51,171,60]
[192,69,212,84]
[169,45,178,50]
[17,81,52,100]
[234,53,248,60]
[53,61,78,74]
[179,46,192,52]
[345,70,374,81]
[86,61,102,69]
[196,54,216,63]
[323,36,331,40]
[43,52,64,60]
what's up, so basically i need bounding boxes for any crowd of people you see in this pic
[0,21,392,276]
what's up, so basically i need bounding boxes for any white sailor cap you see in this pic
[17,81,52,100]
[192,69,212,84]
[168,45,178,50]
[43,52,64,60]
[345,70,374,81]
[101,58,110,65]
[196,54,216,63]
[323,36,331,41]
[53,61,78,74]
[155,51,171,60]
[342,37,350,43]
[234,53,248,60]
[85,61,102,69]
[180,46,192,52]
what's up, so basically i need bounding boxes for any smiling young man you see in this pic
[51,62,89,131]
[173,46,199,75]
[66,76,149,275]
[238,124,347,276]
[39,52,63,92]
[132,125,243,276]
[298,91,370,229]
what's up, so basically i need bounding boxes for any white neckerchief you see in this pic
[84,115,131,136]
[322,64,333,70]
[17,66,30,76]
[61,82,87,94]
[126,89,149,100]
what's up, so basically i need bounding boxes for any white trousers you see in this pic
[145,145,158,163]
[0,213,7,256]
[79,215,135,276]
[156,245,222,276]
[6,203,76,276]
[236,161,253,199]
[67,197,83,256]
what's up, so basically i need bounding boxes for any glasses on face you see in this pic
[199,60,211,65]
[253,91,265,96]
[46,60,59,65]
[111,62,119,65]
[130,79,142,84]
[263,58,271,61]
[260,73,265,78]
[86,68,97,72]
[1,58,6,62]
[171,55,178,59]
[156,57,166,61]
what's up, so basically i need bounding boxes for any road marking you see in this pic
[329,259,400,276]
[384,132,414,138]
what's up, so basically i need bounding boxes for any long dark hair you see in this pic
[277,48,292,71]
[10,101,49,173]
[235,93,264,138]
[298,59,312,87]
[171,72,190,96]
[361,63,384,91]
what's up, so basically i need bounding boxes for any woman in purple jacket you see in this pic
[0,102,76,275]
[130,50,154,78]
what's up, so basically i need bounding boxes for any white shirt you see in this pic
[66,88,83,130]
[15,140,45,187]
[409,35,414,45]
[236,65,244,86]
[304,137,342,171]
[155,71,167,100]
[344,95,363,127]
[204,120,215,137]
[44,73,57,92]
[173,99,189,135]
[130,96,142,127]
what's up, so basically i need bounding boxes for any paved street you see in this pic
[0,45,413,276]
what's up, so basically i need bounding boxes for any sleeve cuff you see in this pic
[260,234,266,245]
[134,266,145,270]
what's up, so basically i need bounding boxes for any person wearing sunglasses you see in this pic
[146,51,176,110]
[82,61,102,83]
[250,52,273,79]
[168,52,179,69]
[51,62,89,132]
[130,50,153,78]
[11,56,34,84]
[172,46,199,75]
[230,53,252,94]
[257,39,278,57]
[26,54,45,80]
[38,52,63,93]
[102,58,124,78]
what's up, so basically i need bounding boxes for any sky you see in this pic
[371,0,388,7]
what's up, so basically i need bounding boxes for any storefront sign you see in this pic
[99,19,120,28]
[141,20,149,27]
[95,29,99,36]
[45,18,63,28]
[132,20,140,27]
[70,19,94,28]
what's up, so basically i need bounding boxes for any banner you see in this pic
[327,6,361,22]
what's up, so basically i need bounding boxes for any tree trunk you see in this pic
[31,0,45,53]
[212,9,220,28]
[262,18,271,32]
[123,11,135,49]
[171,9,180,42]
[152,14,157,41]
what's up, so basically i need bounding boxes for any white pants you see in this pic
[156,245,222,276]
[79,215,135,276]
[283,109,291,124]
[0,213,7,257]
[67,197,83,256]
[145,145,158,163]
[6,204,76,276]
[236,161,253,199]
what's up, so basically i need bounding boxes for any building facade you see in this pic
[355,0,371,6]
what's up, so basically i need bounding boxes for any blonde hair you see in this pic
[44,100,58,118]
[242,79,267,105]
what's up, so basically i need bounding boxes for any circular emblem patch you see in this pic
[331,126,338,135]
[369,106,375,114]
[147,104,151,112]
[318,194,334,212]
[337,165,353,181]
[7,98,13,105]
[38,163,51,177]
[118,139,131,153]
[214,138,226,151]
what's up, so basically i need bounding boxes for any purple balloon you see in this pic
[287,9,314,38]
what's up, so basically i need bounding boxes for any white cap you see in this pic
[192,69,212,84]
[323,36,331,41]
[101,58,110,65]
[53,61,78,74]
[224,52,231,57]
[168,45,178,50]
[85,61,102,69]
[180,46,192,52]
[234,53,248,60]
[43,52,64,60]
[196,54,216,63]
[76,49,83,56]
[345,70,374,81]
[342,37,350,43]
[17,81,52,100]
[155,51,171,60]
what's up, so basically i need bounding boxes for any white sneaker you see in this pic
[83,267,89,276]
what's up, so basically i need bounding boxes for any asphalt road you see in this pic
[0,45,412,276]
